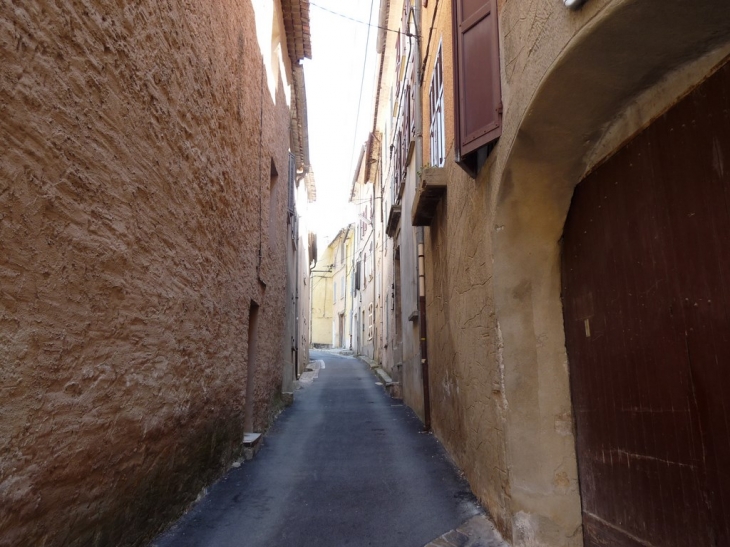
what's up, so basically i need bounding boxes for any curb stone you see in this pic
[424,514,508,547]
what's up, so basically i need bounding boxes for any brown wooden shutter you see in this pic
[452,0,501,163]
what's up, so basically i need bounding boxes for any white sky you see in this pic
[303,0,380,248]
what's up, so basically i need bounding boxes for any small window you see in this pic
[368,303,374,340]
[333,281,337,302]
[429,43,446,168]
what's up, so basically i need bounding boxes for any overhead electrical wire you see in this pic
[310,2,419,38]
[346,0,377,186]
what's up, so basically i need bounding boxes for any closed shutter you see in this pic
[452,0,501,164]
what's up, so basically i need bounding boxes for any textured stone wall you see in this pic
[420,0,730,545]
[419,0,610,541]
[420,0,509,534]
[424,153,509,534]
[0,1,292,545]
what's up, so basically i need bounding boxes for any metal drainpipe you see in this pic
[345,225,353,350]
[372,199,377,360]
[294,221,300,377]
[413,0,431,431]
[294,169,309,377]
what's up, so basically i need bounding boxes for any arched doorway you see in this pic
[490,0,730,544]
[563,59,730,547]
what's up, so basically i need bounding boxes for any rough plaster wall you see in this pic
[486,1,730,546]
[379,234,395,378]
[416,1,730,546]
[331,230,354,348]
[425,152,510,535]
[490,1,618,543]
[284,223,297,386]
[0,1,291,545]
[352,176,376,359]
[398,166,423,420]
[381,0,420,413]
[372,150,388,368]
[373,1,399,380]
[419,0,614,542]
[296,188,311,374]
[420,0,511,535]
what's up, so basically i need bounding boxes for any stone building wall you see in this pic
[0,1,294,545]
[416,0,730,545]
[419,0,509,534]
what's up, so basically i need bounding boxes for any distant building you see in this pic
[310,225,355,349]
[310,235,335,348]
[350,145,378,360]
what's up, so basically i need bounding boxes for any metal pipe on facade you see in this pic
[413,0,431,431]
[293,168,309,377]
[294,215,300,376]
[345,224,354,350]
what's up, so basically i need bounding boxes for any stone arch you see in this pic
[491,0,730,544]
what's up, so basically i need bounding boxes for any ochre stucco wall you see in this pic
[420,0,510,535]
[420,0,730,545]
[0,1,293,545]
[311,243,334,347]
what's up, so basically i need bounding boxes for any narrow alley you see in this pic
[152,351,504,547]
[5,1,730,546]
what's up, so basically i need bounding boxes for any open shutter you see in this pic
[452,0,501,171]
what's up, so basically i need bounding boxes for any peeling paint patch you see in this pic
[554,412,573,437]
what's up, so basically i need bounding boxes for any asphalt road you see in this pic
[152,350,482,547]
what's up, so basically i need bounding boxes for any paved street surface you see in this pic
[152,350,486,547]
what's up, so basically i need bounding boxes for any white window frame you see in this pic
[368,303,374,341]
[429,42,446,168]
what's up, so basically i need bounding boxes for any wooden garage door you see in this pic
[562,60,730,547]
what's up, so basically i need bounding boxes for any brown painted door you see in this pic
[562,61,730,547]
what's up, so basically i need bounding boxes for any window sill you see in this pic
[412,167,447,226]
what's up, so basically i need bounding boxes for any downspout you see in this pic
[294,217,300,377]
[413,0,431,431]
[372,192,377,360]
[309,267,313,350]
[344,225,353,349]
[294,169,309,377]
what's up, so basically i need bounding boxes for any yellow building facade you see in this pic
[310,225,355,349]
